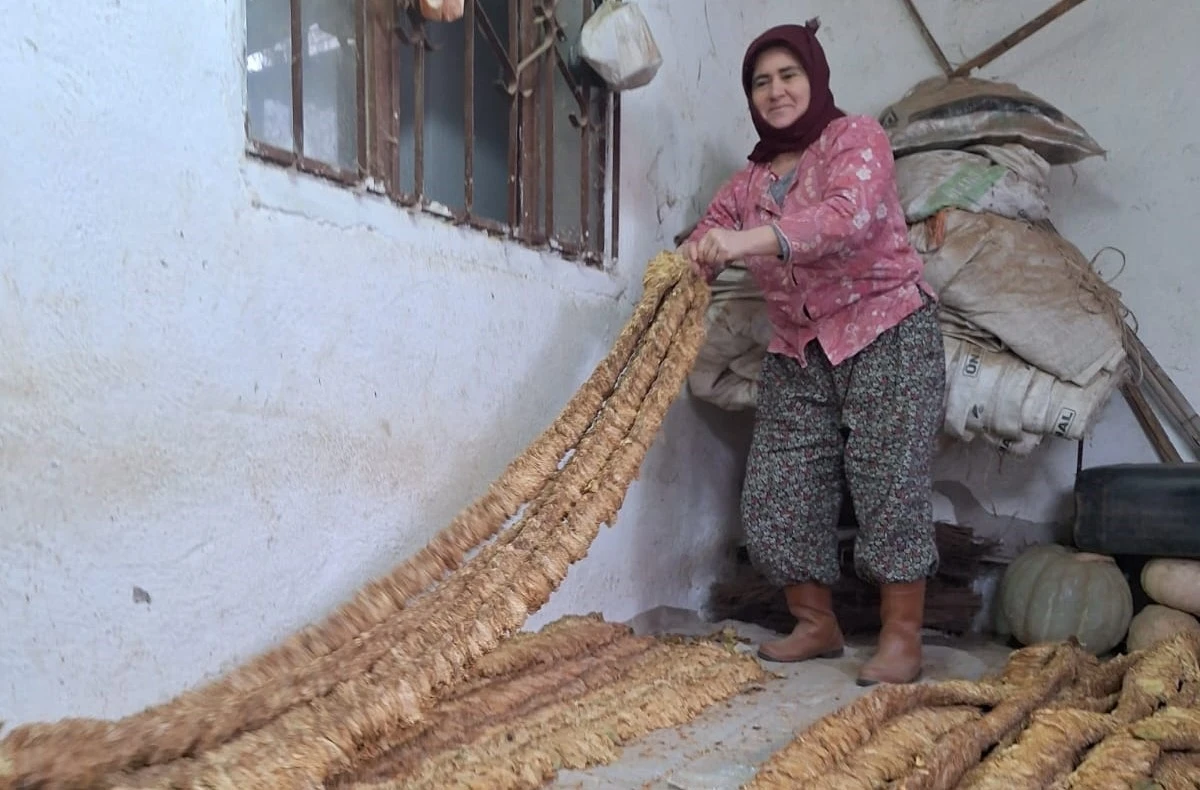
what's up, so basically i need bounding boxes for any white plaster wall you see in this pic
[0,0,757,725]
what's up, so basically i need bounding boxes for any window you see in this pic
[244,0,620,265]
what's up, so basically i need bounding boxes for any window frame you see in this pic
[244,0,621,266]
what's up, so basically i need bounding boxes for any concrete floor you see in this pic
[551,606,1014,790]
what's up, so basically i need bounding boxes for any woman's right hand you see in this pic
[676,241,707,280]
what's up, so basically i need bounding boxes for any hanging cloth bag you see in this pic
[579,0,662,92]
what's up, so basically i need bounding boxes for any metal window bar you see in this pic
[610,91,620,260]
[290,0,304,156]
[247,0,366,186]
[247,0,615,263]
[388,0,610,263]
[464,0,476,216]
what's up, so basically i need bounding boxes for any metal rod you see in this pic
[577,0,590,249]
[517,0,539,241]
[610,92,620,260]
[290,0,304,154]
[464,0,475,215]
[507,0,520,228]
[542,3,554,239]
[413,11,426,197]
[552,48,587,111]
[355,0,367,174]
[389,2,405,201]
[899,0,953,76]
[475,4,518,81]
[950,0,1089,77]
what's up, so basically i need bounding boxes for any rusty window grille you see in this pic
[244,0,619,265]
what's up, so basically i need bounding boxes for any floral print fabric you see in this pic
[687,115,935,368]
[740,298,945,586]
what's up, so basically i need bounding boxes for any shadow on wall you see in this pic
[304,291,626,627]
[932,478,1070,556]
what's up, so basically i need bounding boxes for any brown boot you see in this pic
[857,580,925,686]
[757,583,845,663]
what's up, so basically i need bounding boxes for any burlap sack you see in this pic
[686,265,771,411]
[937,304,1005,352]
[911,209,1126,387]
[880,76,1105,165]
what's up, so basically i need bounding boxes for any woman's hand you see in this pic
[695,228,747,266]
[676,240,708,280]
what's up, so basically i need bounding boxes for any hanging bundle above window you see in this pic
[419,0,464,23]
[579,0,662,92]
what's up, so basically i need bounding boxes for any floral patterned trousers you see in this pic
[741,298,944,587]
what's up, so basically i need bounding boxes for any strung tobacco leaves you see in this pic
[1,253,754,790]
[750,631,1200,790]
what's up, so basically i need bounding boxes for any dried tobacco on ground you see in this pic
[748,630,1200,789]
[0,253,752,790]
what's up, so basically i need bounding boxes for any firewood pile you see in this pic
[747,630,1200,789]
[709,522,1002,636]
[0,253,756,790]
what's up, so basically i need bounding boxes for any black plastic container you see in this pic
[1073,463,1200,558]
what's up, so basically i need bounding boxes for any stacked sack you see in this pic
[686,76,1128,456]
[882,76,1127,454]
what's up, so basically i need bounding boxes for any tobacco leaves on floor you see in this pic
[747,630,1200,789]
[0,253,737,790]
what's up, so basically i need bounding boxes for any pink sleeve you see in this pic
[685,171,747,282]
[773,119,896,266]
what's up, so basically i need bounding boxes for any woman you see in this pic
[680,21,944,686]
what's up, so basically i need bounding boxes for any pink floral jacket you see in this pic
[687,114,935,368]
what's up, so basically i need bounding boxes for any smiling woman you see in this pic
[750,47,813,129]
[677,20,946,688]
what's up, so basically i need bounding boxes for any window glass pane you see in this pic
[471,0,513,224]
[395,1,510,222]
[246,0,295,151]
[550,0,587,247]
[300,0,359,170]
[395,15,417,196]
[421,20,467,211]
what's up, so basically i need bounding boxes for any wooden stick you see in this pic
[950,0,1090,77]
[1126,330,1200,456]
[899,0,953,77]
[1121,382,1183,463]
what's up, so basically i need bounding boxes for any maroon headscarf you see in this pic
[742,19,845,163]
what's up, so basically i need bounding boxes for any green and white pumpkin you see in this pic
[995,544,1133,655]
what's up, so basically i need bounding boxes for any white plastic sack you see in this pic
[894,144,1051,223]
[942,335,1122,452]
[911,209,1127,387]
[687,265,771,411]
[579,0,662,92]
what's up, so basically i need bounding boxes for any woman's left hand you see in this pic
[696,228,747,266]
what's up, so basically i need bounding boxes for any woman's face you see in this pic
[750,46,811,129]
